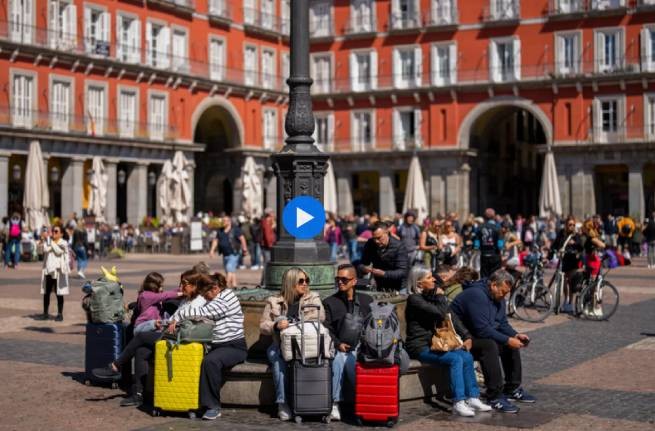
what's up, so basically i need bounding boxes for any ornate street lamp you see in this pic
[262,0,333,292]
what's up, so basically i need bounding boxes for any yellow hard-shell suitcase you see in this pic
[153,340,204,417]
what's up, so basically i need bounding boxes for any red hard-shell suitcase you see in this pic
[355,362,400,427]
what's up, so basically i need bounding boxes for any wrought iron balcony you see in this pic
[243,8,284,37]
[208,0,232,25]
[635,0,655,11]
[146,0,195,14]
[586,0,627,15]
[310,19,334,40]
[344,16,377,38]
[482,0,520,25]
[547,0,585,18]
[388,11,422,32]
[424,5,459,29]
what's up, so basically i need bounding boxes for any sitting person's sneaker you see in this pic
[330,402,341,421]
[119,393,143,407]
[452,400,475,417]
[202,408,222,420]
[466,397,492,412]
[488,396,520,414]
[277,402,292,421]
[92,363,121,380]
[506,387,537,403]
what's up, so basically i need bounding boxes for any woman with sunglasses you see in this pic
[37,224,71,321]
[259,267,325,421]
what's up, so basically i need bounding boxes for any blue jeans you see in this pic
[223,253,240,273]
[332,350,357,402]
[417,347,480,402]
[348,239,360,262]
[4,238,20,266]
[75,245,88,272]
[249,242,261,267]
[267,344,287,404]
[329,242,338,262]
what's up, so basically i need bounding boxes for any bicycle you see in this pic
[574,256,620,321]
[509,251,554,323]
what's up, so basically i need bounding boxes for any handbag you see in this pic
[337,299,363,347]
[430,313,464,352]
[162,318,214,345]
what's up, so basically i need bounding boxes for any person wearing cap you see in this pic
[398,211,421,265]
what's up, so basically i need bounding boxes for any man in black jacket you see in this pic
[323,263,373,421]
[358,221,409,292]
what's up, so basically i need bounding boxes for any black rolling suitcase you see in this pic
[288,304,333,424]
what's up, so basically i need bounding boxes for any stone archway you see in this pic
[460,97,551,216]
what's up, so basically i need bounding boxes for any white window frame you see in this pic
[310,0,332,37]
[261,0,275,30]
[261,48,277,90]
[84,3,110,57]
[10,69,37,128]
[10,0,35,44]
[594,27,624,73]
[350,49,377,92]
[351,110,375,152]
[641,25,655,73]
[350,0,375,33]
[281,52,290,90]
[311,52,333,93]
[393,107,422,150]
[244,44,259,87]
[281,0,291,35]
[590,0,625,11]
[148,90,168,141]
[393,45,422,88]
[116,12,141,64]
[431,0,456,25]
[314,111,334,152]
[555,31,582,76]
[85,80,108,136]
[490,0,519,20]
[644,93,655,140]
[262,108,278,150]
[146,19,170,69]
[117,85,139,138]
[431,41,457,86]
[593,95,625,143]
[391,0,420,30]
[49,74,74,132]
[170,25,189,73]
[489,37,521,82]
[209,35,227,81]
[48,0,77,50]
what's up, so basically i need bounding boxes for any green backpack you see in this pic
[88,278,125,323]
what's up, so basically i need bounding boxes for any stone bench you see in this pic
[221,359,451,406]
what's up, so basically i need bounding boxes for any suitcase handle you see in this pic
[299,304,322,366]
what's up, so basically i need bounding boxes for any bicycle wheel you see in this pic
[578,280,619,321]
[510,282,554,323]
[549,272,562,315]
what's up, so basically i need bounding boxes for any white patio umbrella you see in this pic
[157,160,173,225]
[241,156,263,219]
[23,140,50,231]
[170,151,191,224]
[402,155,428,225]
[88,157,108,222]
[323,160,338,215]
[539,151,562,218]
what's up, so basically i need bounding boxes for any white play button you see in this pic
[296,207,314,228]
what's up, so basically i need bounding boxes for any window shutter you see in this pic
[618,97,625,136]
[641,28,649,72]
[431,45,437,85]
[556,34,563,74]
[617,29,624,70]
[393,110,402,149]
[489,42,498,82]
[132,19,141,63]
[351,113,357,150]
[161,26,170,68]
[102,11,109,43]
[414,46,422,86]
[48,0,57,47]
[393,49,400,86]
[370,50,378,89]
[327,114,334,150]
[595,31,604,72]
[414,108,422,148]
[116,14,123,60]
[24,0,33,41]
[513,38,521,80]
[84,7,92,51]
[592,99,601,141]
[349,52,357,91]
[391,0,399,25]
[145,21,152,66]
[67,4,76,44]
[449,43,457,84]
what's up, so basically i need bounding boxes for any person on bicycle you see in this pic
[582,219,606,278]
[549,216,583,314]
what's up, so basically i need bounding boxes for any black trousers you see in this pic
[114,330,160,393]
[470,338,522,400]
[480,254,502,278]
[43,275,64,315]
[199,338,248,409]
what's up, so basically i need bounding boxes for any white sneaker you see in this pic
[238,265,246,270]
[277,403,292,421]
[250,265,260,270]
[452,400,475,417]
[330,403,341,421]
[78,271,85,279]
[467,397,492,412]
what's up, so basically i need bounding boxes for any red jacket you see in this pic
[261,216,276,248]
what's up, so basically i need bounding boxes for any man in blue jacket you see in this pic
[450,269,536,413]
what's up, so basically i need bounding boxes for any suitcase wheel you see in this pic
[323,416,331,424]
[188,411,197,420]
[111,382,118,390]
[355,418,363,427]
[84,380,91,386]
[294,416,302,424]
[386,420,396,428]
[152,408,161,417]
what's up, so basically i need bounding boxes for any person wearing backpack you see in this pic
[476,208,502,278]
[209,216,248,289]
[259,267,325,421]
[323,263,373,421]
[36,224,71,321]
[4,212,23,268]
[405,265,491,417]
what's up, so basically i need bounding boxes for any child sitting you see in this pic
[133,272,182,334]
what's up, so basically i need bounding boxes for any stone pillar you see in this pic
[336,174,354,215]
[61,157,84,219]
[430,172,445,217]
[265,175,277,213]
[445,169,459,215]
[558,171,570,217]
[458,163,471,218]
[0,154,8,219]
[105,160,117,225]
[186,162,195,219]
[127,162,148,226]
[379,171,396,217]
[571,166,596,219]
[629,164,645,220]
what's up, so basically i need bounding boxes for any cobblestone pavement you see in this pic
[1,254,654,431]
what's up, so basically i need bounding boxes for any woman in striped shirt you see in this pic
[170,272,247,420]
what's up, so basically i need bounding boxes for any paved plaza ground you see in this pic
[0,253,653,431]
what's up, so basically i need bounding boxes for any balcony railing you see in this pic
[483,0,520,23]
[425,5,459,27]
[310,19,334,39]
[344,16,376,36]
[547,0,585,16]
[389,11,422,31]
[587,0,627,14]
[208,0,232,23]
[393,136,422,150]
[0,107,178,142]
[0,20,287,93]
[147,0,195,13]
[243,8,286,35]
[635,0,655,10]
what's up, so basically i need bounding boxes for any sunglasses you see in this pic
[52,229,61,234]
[335,276,354,285]
[297,277,310,285]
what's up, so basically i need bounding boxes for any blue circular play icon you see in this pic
[282,196,326,239]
